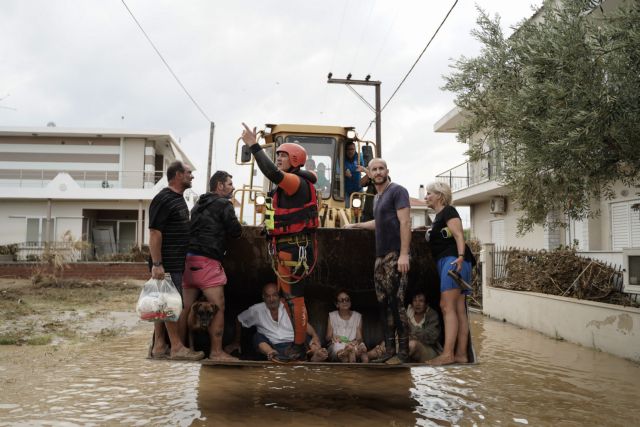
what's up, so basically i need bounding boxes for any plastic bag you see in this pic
[136,276,183,322]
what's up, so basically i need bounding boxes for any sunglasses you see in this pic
[337,297,351,303]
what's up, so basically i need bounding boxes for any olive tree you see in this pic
[443,0,640,233]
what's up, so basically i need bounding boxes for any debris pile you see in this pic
[492,248,639,308]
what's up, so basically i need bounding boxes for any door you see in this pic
[92,226,116,257]
[117,221,137,253]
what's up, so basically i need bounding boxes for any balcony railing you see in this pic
[436,149,504,192]
[0,170,162,189]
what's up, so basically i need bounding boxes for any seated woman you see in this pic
[325,289,368,363]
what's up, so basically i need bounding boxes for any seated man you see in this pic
[226,283,328,362]
[367,292,441,363]
[407,292,442,362]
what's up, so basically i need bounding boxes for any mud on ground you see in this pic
[0,277,144,346]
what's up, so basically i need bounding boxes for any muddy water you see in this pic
[1,313,639,426]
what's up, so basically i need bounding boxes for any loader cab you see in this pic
[238,123,376,228]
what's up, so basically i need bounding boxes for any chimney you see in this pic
[418,184,425,199]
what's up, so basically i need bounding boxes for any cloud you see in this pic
[0,0,539,197]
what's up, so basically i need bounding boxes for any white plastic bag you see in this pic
[136,276,182,322]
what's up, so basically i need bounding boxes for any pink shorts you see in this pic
[183,255,227,289]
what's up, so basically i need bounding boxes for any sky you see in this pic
[0,0,540,199]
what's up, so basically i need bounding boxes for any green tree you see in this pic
[444,0,640,234]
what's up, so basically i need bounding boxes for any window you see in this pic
[611,200,640,250]
[283,135,336,200]
[491,219,505,247]
[26,218,56,246]
[623,248,640,294]
[566,218,588,250]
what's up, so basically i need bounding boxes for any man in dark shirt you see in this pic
[345,158,412,364]
[181,170,242,360]
[149,160,204,361]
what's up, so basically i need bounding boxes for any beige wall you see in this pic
[482,286,640,362]
[470,182,640,251]
[0,200,148,245]
[481,244,640,362]
[0,201,84,244]
[470,198,548,249]
[121,138,146,188]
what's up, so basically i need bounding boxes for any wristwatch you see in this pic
[152,261,163,267]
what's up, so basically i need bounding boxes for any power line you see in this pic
[346,85,375,113]
[369,3,401,71]
[321,0,351,120]
[121,0,211,123]
[361,118,375,139]
[382,0,459,112]
[349,0,378,71]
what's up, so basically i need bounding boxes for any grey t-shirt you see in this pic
[373,182,410,257]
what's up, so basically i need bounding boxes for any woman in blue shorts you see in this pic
[424,181,475,365]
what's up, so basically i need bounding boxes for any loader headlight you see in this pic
[352,198,362,208]
[256,195,266,206]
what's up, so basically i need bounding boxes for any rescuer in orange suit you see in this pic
[240,123,319,361]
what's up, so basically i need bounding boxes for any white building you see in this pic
[432,0,638,269]
[0,126,196,259]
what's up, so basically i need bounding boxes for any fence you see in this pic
[436,149,504,192]
[16,241,87,262]
[489,246,636,304]
[14,241,147,262]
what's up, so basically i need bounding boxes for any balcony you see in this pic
[435,150,506,204]
[0,169,162,190]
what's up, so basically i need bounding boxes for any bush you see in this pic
[98,245,150,262]
[0,244,18,260]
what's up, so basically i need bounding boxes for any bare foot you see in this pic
[427,354,455,366]
[454,355,468,364]
[151,345,169,359]
[208,351,238,361]
[356,342,367,355]
[367,343,385,359]
[337,348,350,363]
[310,348,328,362]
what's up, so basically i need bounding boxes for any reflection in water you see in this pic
[1,314,639,426]
[0,329,202,426]
[195,366,417,426]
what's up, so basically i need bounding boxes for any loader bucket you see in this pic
[220,226,475,364]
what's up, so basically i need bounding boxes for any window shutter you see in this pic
[491,219,505,247]
[631,204,640,247]
[611,201,640,250]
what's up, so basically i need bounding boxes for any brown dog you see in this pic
[187,300,218,350]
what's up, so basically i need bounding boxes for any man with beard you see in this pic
[344,158,411,364]
[181,170,242,361]
[149,160,204,361]
[226,283,328,363]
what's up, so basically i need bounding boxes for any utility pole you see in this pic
[206,121,215,188]
[327,74,382,157]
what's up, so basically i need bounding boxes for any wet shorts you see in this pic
[437,256,472,295]
[183,255,227,290]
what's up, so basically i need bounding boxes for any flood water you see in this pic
[1,313,639,426]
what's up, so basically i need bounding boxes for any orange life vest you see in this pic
[267,177,319,237]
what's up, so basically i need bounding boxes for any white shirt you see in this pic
[237,302,294,345]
